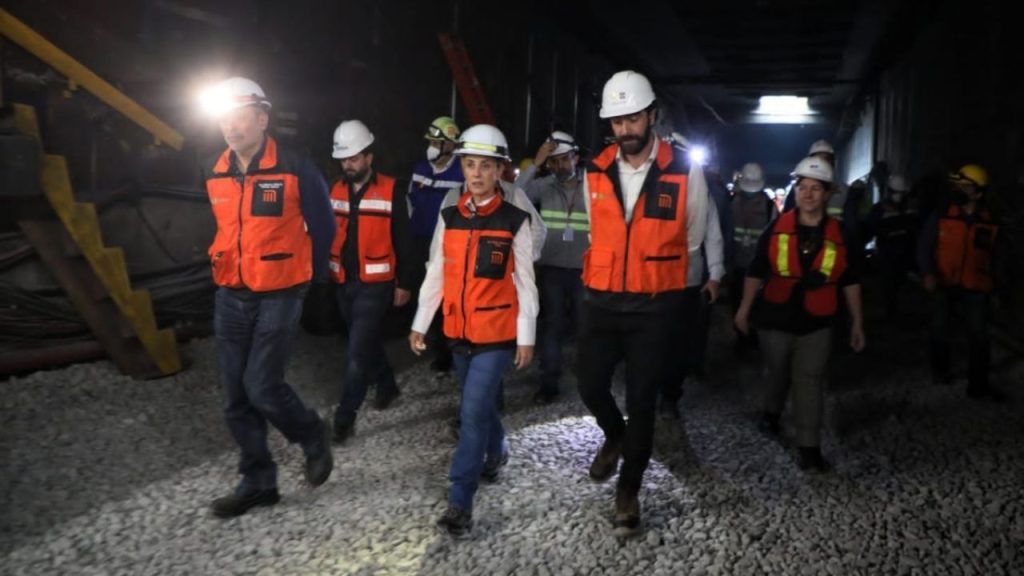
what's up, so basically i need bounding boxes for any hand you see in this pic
[533,141,556,167]
[702,280,720,304]
[514,346,534,370]
[409,331,427,355]
[394,287,411,307]
[849,323,866,352]
[734,310,750,335]
[923,274,937,293]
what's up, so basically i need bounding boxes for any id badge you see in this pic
[562,227,575,242]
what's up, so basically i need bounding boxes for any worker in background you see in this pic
[200,77,335,517]
[735,156,865,473]
[327,120,415,444]
[917,164,1003,400]
[409,117,464,374]
[864,173,919,318]
[515,130,587,405]
[578,70,709,538]
[730,162,779,351]
[410,124,538,537]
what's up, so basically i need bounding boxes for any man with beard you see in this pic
[578,70,709,537]
[327,120,415,444]
[515,131,587,405]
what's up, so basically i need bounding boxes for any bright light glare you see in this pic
[688,146,707,166]
[755,96,811,116]
[198,84,231,117]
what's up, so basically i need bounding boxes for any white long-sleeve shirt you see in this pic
[412,195,539,346]
[686,197,725,286]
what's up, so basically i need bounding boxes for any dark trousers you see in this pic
[662,287,702,403]
[930,287,991,390]
[334,280,398,426]
[578,301,676,494]
[729,269,759,348]
[215,286,324,491]
[539,266,583,393]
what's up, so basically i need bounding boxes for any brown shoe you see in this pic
[613,488,641,538]
[588,439,622,481]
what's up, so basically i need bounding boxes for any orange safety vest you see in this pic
[582,139,689,294]
[441,191,529,345]
[935,204,997,292]
[205,136,312,292]
[763,210,848,317]
[328,173,397,283]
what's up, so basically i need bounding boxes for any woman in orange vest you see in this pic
[917,164,1002,400]
[409,124,538,537]
[735,156,865,473]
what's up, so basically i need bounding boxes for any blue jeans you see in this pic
[539,266,583,393]
[449,348,513,511]
[334,280,398,426]
[215,286,324,491]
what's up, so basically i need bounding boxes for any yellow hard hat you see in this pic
[950,164,990,187]
[518,157,534,172]
[424,116,460,142]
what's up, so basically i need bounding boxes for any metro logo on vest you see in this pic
[252,180,285,216]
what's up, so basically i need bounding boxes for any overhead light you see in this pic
[755,96,811,116]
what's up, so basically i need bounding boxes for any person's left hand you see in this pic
[514,346,534,370]
[701,280,720,304]
[394,288,411,307]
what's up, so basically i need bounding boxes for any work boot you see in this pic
[305,418,334,487]
[757,412,781,437]
[436,505,473,537]
[210,487,280,519]
[374,386,401,410]
[659,398,681,420]
[533,387,560,406]
[796,446,829,474]
[332,418,355,445]
[588,438,622,481]
[480,450,509,483]
[612,487,641,538]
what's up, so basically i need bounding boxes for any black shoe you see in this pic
[612,488,641,538]
[758,412,781,436]
[430,356,452,373]
[796,446,829,473]
[589,439,622,481]
[533,388,560,405]
[967,385,1005,402]
[480,450,509,483]
[374,387,401,410]
[436,506,473,537]
[332,419,355,445]
[211,487,280,518]
[305,419,334,487]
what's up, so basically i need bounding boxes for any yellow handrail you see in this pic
[0,8,184,150]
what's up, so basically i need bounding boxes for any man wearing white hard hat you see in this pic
[577,70,710,538]
[735,156,865,473]
[514,130,587,405]
[327,120,416,444]
[865,173,919,317]
[410,124,539,536]
[729,162,779,350]
[200,77,336,517]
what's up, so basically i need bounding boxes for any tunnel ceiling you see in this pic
[553,0,914,132]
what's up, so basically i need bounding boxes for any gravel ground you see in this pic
[1,296,1022,575]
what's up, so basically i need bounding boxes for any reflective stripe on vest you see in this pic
[540,209,591,231]
[328,173,397,284]
[205,136,312,292]
[762,211,847,317]
[582,140,689,294]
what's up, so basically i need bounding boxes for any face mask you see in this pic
[426,145,441,162]
[555,166,577,183]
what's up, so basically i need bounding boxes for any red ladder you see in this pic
[438,33,496,125]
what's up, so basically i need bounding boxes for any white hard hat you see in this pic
[887,174,910,192]
[808,139,835,156]
[332,120,375,159]
[547,130,578,156]
[738,162,766,193]
[455,124,510,161]
[199,77,271,117]
[791,156,834,184]
[599,70,656,119]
